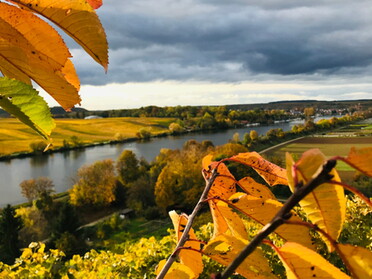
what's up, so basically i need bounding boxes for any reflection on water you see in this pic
[30,154,49,167]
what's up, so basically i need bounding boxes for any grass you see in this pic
[0,117,176,155]
[262,136,372,179]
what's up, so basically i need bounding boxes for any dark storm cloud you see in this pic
[73,0,372,86]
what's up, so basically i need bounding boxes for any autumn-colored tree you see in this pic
[19,177,54,202]
[0,0,108,140]
[15,206,49,246]
[304,107,315,120]
[231,132,240,143]
[169,122,184,134]
[154,141,212,212]
[69,159,116,207]
[155,142,248,213]
[116,150,141,185]
[249,129,259,141]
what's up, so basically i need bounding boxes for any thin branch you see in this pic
[156,168,219,279]
[328,180,372,207]
[218,159,337,279]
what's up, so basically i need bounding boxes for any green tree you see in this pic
[69,159,116,207]
[51,202,80,237]
[126,175,157,214]
[0,205,22,264]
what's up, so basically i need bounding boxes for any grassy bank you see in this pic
[0,117,176,156]
[262,136,371,181]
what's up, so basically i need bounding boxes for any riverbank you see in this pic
[0,117,176,159]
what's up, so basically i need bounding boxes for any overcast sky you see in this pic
[44,0,372,109]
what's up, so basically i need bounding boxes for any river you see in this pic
[0,118,328,207]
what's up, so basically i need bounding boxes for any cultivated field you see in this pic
[262,136,372,181]
[0,117,175,155]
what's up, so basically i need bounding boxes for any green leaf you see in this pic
[0,77,55,140]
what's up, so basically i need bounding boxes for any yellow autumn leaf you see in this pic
[11,0,109,70]
[203,234,276,278]
[228,192,314,249]
[344,147,372,176]
[156,260,195,279]
[212,199,247,240]
[239,177,277,200]
[275,242,350,279]
[337,244,372,279]
[169,211,203,279]
[286,150,346,251]
[230,152,288,186]
[209,201,229,239]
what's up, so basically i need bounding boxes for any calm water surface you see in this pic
[0,119,321,206]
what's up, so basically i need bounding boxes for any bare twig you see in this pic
[218,159,337,279]
[156,168,219,279]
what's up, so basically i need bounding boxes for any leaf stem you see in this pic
[156,168,219,279]
[218,159,336,279]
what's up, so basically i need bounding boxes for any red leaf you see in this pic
[87,0,103,9]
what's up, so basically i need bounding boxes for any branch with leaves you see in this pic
[0,0,108,141]
[156,147,372,279]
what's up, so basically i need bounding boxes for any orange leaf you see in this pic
[337,244,372,279]
[344,147,372,176]
[286,150,346,252]
[202,154,213,172]
[275,242,350,279]
[207,162,237,238]
[0,13,80,109]
[169,211,203,278]
[208,162,236,200]
[11,0,109,70]
[0,56,31,84]
[228,193,313,249]
[230,152,288,186]
[0,2,71,67]
[203,234,275,278]
[239,177,276,200]
[87,0,103,9]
